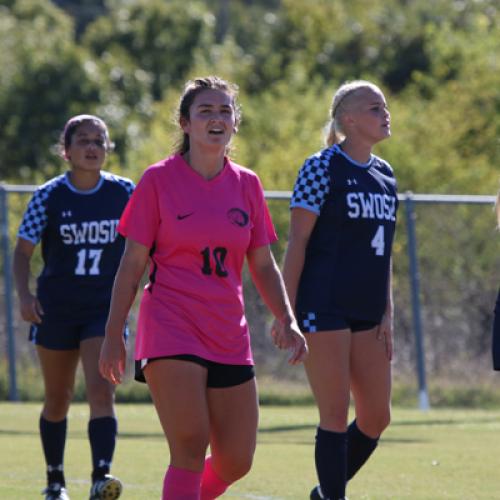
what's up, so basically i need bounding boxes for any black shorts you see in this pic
[135,354,255,388]
[297,311,379,334]
[29,314,129,350]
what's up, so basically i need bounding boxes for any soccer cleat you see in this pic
[42,483,70,500]
[310,485,325,500]
[89,474,122,500]
[310,485,348,500]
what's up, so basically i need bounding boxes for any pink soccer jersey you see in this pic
[119,154,278,365]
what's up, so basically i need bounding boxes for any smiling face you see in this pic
[64,121,108,173]
[180,89,237,154]
[344,87,391,145]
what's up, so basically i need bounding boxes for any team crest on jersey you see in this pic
[227,208,249,227]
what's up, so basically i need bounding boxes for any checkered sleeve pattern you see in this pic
[301,312,317,333]
[17,179,60,244]
[118,178,135,197]
[102,172,135,197]
[290,148,333,215]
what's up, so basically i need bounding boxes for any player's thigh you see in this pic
[80,335,104,385]
[144,359,210,464]
[303,330,351,430]
[207,378,258,471]
[80,336,115,415]
[350,327,391,435]
[36,345,79,416]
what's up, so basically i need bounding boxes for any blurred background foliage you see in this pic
[0,0,499,194]
[2,0,500,403]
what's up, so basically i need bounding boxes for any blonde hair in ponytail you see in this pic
[325,80,382,147]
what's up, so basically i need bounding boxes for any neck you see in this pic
[68,169,101,190]
[184,148,226,180]
[340,138,373,164]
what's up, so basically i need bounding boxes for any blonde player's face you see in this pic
[348,88,391,145]
[65,122,108,173]
[182,89,236,153]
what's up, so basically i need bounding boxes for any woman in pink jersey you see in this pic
[99,76,307,499]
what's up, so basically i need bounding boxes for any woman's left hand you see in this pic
[271,316,308,365]
[376,312,393,361]
[99,334,126,385]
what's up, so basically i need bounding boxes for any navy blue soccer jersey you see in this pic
[18,171,135,317]
[291,144,398,323]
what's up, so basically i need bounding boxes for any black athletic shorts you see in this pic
[297,311,379,334]
[135,354,255,388]
[29,313,129,350]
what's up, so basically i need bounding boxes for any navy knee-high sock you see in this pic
[88,416,117,482]
[39,416,67,486]
[346,420,379,480]
[315,427,347,500]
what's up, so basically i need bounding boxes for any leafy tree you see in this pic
[51,0,107,38]
[0,0,152,180]
[0,0,90,180]
[83,0,215,101]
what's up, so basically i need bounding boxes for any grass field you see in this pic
[1,402,500,499]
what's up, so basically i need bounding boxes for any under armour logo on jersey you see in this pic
[347,179,358,186]
[62,210,72,217]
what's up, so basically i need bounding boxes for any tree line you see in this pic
[1,0,499,196]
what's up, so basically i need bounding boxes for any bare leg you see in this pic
[206,378,259,484]
[145,359,210,471]
[350,327,392,438]
[303,330,351,500]
[347,326,391,481]
[37,345,79,421]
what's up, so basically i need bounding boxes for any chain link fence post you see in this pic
[0,185,18,401]
[404,192,430,410]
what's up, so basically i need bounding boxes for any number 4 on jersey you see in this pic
[371,225,385,256]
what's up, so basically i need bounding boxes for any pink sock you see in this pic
[163,465,202,500]
[200,456,231,500]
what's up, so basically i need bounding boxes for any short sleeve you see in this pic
[17,186,52,244]
[118,168,160,248]
[248,175,278,249]
[290,153,331,215]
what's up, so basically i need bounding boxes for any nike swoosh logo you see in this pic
[177,212,194,220]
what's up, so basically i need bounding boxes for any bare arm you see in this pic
[99,238,150,384]
[246,245,307,364]
[281,208,318,308]
[12,238,43,323]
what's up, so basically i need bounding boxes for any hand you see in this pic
[19,293,43,324]
[376,312,393,361]
[271,315,308,365]
[99,333,126,385]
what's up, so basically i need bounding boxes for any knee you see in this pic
[86,380,115,413]
[44,388,73,419]
[319,406,349,432]
[171,429,209,466]
[374,411,391,435]
[359,409,391,438]
[217,452,254,483]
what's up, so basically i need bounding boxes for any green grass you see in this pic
[1,403,500,499]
